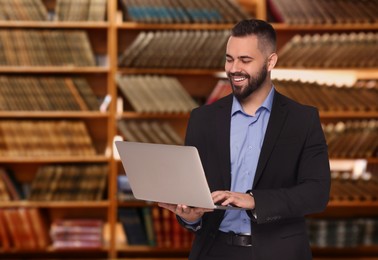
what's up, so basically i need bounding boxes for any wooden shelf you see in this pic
[0,156,110,163]
[0,67,109,73]
[0,21,109,28]
[272,23,378,31]
[117,68,221,76]
[0,201,110,208]
[319,111,378,119]
[117,22,234,30]
[0,111,110,118]
[120,112,190,120]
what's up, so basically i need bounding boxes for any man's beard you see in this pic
[228,62,268,102]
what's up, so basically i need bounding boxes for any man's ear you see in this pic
[267,53,278,71]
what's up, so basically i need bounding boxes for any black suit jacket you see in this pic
[183,91,330,260]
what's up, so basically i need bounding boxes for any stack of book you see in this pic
[118,119,184,145]
[117,75,198,113]
[330,170,378,202]
[118,30,228,69]
[28,164,108,201]
[268,0,378,25]
[277,32,377,68]
[50,219,104,249]
[0,0,48,21]
[0,30,96,66]
[0,76,100,111]
[120,0,251,23]
[55,0,107,21]
[274,79,378,112]
[307,217,378,248]
[0,0,107,21]
[323,120,378,158]
[0,207,50,251]
[118,207,193,248]
[0,120,97,156]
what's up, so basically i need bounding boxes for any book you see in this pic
[88,0,107,21]
[51,219,103,249]
[118,207,149,245]
[26,208,50,249]
[0,209,11,251]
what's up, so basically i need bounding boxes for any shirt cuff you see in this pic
[179,216,202,231]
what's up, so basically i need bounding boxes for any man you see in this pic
[159,19,330,260]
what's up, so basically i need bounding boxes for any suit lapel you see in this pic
[215,95,233,189]
[253,92,288,188]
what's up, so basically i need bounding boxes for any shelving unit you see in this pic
[0,0,377,259]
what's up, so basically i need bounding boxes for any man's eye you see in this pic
[241,60,251,64]
[226,59,233,63]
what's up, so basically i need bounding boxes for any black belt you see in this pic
[217,231,252,247]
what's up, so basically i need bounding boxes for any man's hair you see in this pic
[231,19,277,54]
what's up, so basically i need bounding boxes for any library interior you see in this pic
[0,0,377,259]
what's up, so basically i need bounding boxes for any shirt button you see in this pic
[248,146,252,149]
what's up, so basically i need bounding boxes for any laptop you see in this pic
[115,141,246,210]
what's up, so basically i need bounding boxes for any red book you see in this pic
[0,209,11,251]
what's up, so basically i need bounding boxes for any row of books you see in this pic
[274,79,378,112]
[208,79,378,112]
[0,0,48,21]
[117,75,198,113]
[324,120,377,159]
[120,0,250,24]
[51,219,104,249]
[118,119,184,145]
[277,32,377,68]
[55,0,107,22]
[330,171,378,202]
[0,76,99,111]
[0,120,97,156]
[268,0,378,25]
[0,0,107,21]
[307,218,378,248]
[29,164,108,201]
[0,207,49,251]
[118,30,228,69]
[118,207,193,248]
[0,30,96,66]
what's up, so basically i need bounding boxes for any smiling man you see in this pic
[159,19,330,260]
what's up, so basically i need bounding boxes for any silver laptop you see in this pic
[115,141,246,210]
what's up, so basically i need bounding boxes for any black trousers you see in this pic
[199,232,254,260]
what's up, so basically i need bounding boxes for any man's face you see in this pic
[225,35,269,102]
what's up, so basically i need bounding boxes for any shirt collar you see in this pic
[231,86,275,116]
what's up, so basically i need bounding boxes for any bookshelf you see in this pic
[0,0,377,259]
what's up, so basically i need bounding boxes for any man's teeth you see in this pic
[234,77,246,82]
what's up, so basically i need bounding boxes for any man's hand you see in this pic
[158,203,213,223]
[212,190,255,209]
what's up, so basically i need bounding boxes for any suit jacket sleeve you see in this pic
[251,106,331,224]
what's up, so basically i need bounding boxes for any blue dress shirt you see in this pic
[219,87,274,234]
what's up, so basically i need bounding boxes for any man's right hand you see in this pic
[158,203,213,223]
